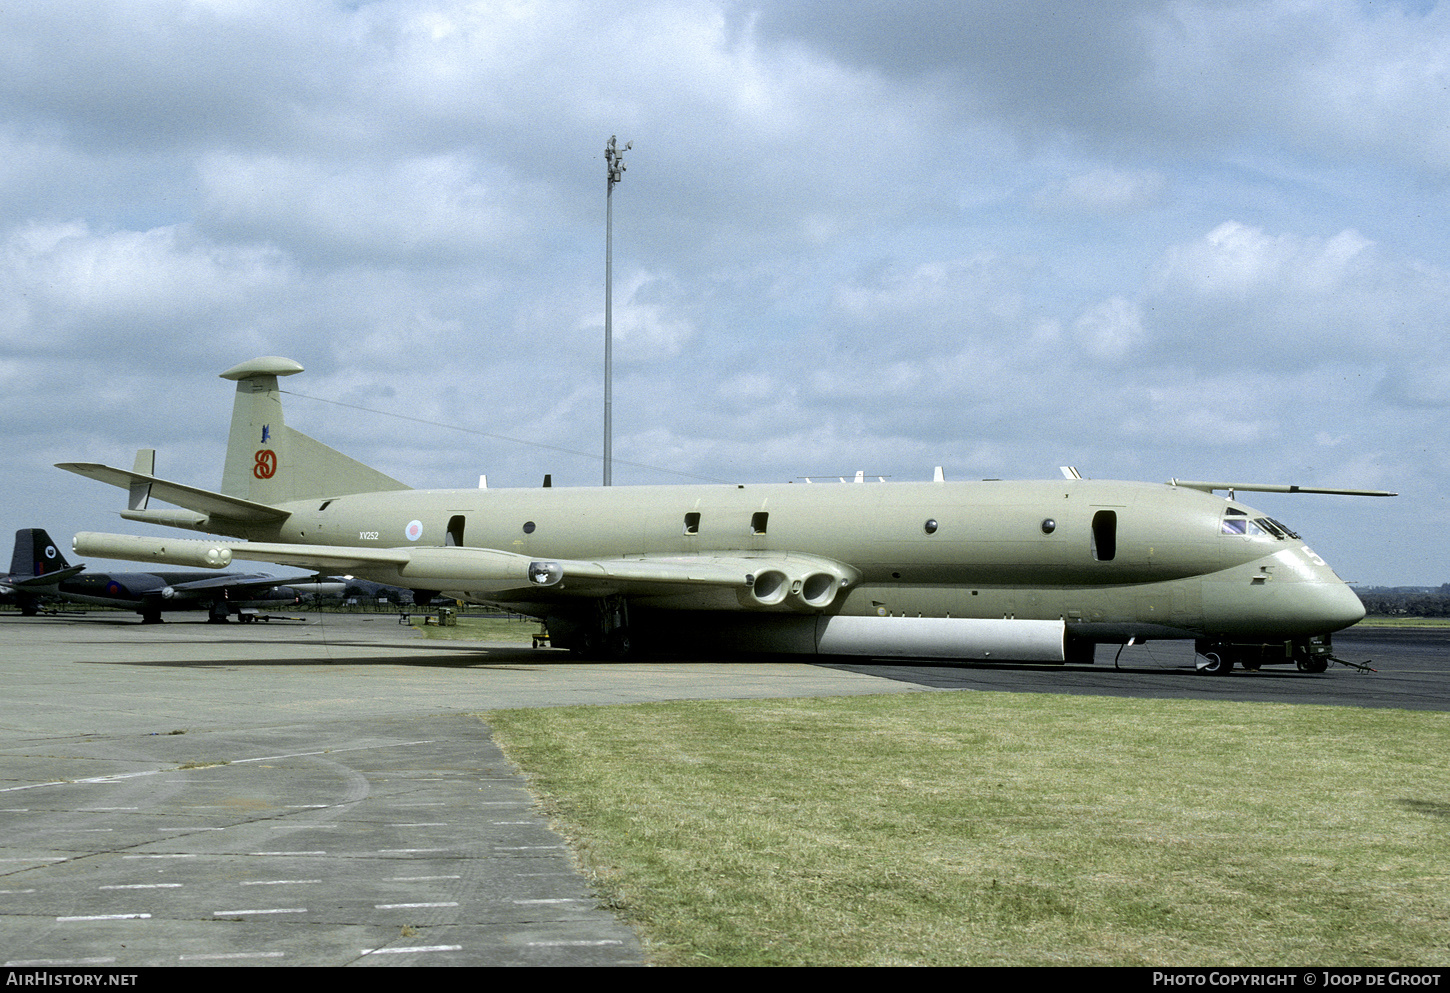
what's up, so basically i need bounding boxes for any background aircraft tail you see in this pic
[9,528,71,579]
[218,357,410,505]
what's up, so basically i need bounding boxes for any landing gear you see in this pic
[550,596,633,660]
[1195,636,1335,674]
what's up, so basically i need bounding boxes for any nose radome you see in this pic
[1314,580,1366,632]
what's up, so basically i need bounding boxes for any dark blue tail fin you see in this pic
[10,529,70,579]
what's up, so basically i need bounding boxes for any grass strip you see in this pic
[407,615,538,641]
[486,691,1450,966]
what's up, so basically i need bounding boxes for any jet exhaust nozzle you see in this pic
[744,562,854,610]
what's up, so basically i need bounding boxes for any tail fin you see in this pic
[10,529,71,579]
[218,357,410,505]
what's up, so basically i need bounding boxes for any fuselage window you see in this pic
[684,512,701,535]
[751,512,769,535]
[1091,510,1117,561]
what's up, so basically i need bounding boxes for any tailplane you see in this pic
[218,357,411,505]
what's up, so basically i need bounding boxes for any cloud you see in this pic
[0,220,290,355]
[1032,168,1167,215]
[1,0,1447,586]
[197,152,538,265]
[1072,296,1145,361]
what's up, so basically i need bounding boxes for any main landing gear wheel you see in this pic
[1195,651,1233,675]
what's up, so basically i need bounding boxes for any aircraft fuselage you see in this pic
[251,477,1362,645]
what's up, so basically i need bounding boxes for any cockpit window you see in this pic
[1220,513,1300,540]
[1255,517,1286,539]
[1268,517,1300,539]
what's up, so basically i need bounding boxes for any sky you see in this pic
[3,0,1447,587]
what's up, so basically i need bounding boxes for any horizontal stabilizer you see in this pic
[57,464,291,523]
[1169,479,1397,497]
[8,564,86,589]
[120,508,211,529]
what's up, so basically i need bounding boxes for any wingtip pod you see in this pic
[73,532,233,569]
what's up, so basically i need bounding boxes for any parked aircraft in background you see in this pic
[61,357,1393,671]
[2,528,86,615]
[2,528,301,623]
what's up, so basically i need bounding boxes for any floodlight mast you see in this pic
[604,135,630,487]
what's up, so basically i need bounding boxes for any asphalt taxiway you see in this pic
[2,612,1445,968]
[825,627,1450,711]
[0,612,915,968]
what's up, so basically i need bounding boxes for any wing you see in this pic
[71,533,858,611]
[155,574,300,598]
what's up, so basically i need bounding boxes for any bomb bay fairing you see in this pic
[60,357,1393,673]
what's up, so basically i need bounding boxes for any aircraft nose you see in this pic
[1313,580,1366,632]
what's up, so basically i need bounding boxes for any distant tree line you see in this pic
[1359,586,1450,617]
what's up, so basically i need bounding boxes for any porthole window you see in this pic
[923,519,938,535]
[1041,518,1057,534]
[522,521,536,534]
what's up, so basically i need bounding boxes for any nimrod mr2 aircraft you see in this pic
[61,357,1393,673]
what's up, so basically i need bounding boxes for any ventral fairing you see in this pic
[59,357,1393,673]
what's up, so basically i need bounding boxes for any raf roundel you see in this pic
[405,520,424,542]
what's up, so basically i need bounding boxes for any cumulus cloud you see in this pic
[2,0,1448,584]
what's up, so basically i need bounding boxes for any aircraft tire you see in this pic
[606,630,633,661]
[1296,656,1328,673]
[1195,651,1233,675]
[566,632,602,659]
